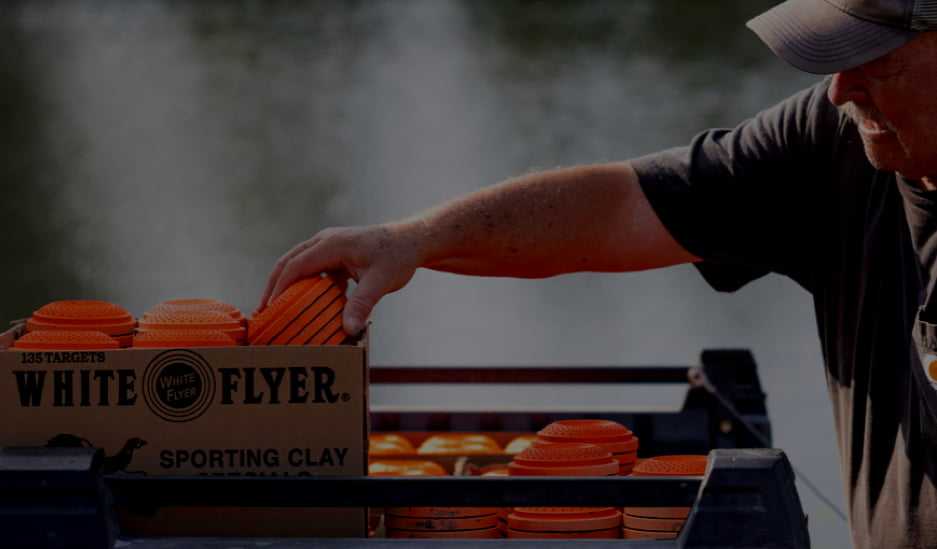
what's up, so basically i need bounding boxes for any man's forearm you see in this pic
[260,161,699,332]
[403,162,698,278]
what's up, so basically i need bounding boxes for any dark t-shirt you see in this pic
[631,78,937,548]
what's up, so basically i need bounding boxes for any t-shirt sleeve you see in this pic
[631,79,843,293]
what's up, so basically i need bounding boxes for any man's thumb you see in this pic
[342,289,378,336]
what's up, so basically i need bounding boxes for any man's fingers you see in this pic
[260,240,334,310]
[260,241,312,308]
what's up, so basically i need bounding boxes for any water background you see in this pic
[1,1,845,546]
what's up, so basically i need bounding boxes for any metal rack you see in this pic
[370,349,772,454]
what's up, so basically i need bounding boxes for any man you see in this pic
[261,1,937,546]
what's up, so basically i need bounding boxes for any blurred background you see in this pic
[0,0,843,545]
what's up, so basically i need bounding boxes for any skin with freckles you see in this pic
[827,32,937,189]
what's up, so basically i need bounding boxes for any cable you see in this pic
[688,367,848,524]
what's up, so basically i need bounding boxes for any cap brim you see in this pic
[747,0,920,74]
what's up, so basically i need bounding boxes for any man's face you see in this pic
[827,32,937,184]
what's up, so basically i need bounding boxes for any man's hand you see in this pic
[259,222,424,336]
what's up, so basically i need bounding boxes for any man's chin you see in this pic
[860,139,906,175]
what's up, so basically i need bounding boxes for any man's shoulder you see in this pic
[760,77,842,134]
[735,76,852,163]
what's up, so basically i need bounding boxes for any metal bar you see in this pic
[369,366,691,384]
[114,539,675,548]
[105,475,701,509]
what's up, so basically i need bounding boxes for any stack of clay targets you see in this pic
[369,434,417,456]
[416,434,501,455]
[507,443,621,539]
[143,298,247,326]
[23,300,137,348]
[12,330,120,350]
[506,508,623,540]
[134,299,246,348]
[136,312,244,346]
[532,419,638,475]
[247,275,348,346]
[623,455,708,540]
[507,442,619,477]
[368,459,501,540]
[133,328,238,348]
[383,506,501,540]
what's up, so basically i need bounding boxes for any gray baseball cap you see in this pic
[747,0,937,74]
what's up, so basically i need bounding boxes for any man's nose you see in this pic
[827,68,870,106]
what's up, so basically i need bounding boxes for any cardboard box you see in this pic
[0,322,369,537]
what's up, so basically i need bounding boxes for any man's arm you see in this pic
[260,161,699,334]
